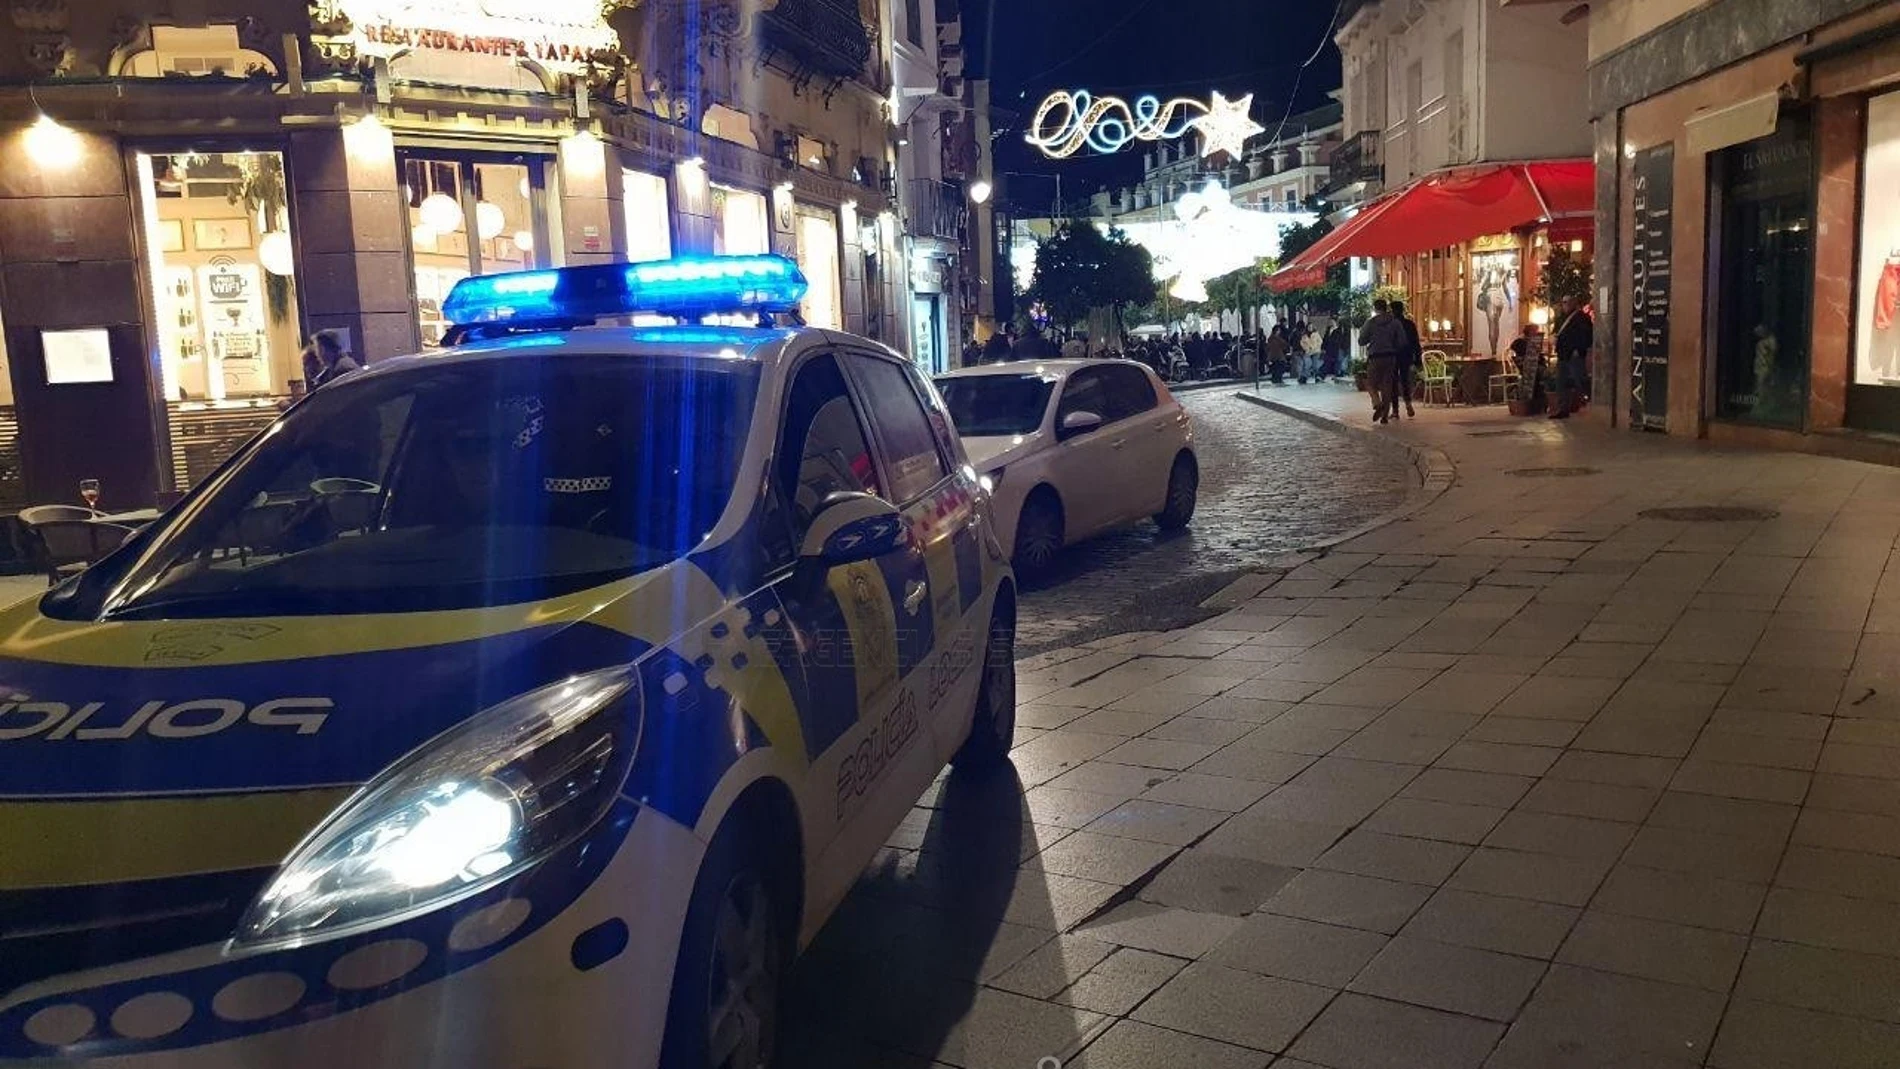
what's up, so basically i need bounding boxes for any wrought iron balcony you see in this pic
[760,0,874,90]
[1329,130,1384,190]
[907,179,964,242]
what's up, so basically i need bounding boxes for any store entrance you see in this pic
[133,149,306,492]
[1711,113,1815,429]
[400,151,553,348]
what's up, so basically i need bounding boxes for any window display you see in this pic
[135,151,304,402]
[796,208,843,330]
[1856,91,1900,388]
[403,153,549,348]
[712,185,769,256]
[623,169,671,263]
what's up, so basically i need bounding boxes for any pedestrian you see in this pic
[1392,300,1422,419]
[961,338,982,368]
[310,329,361,388]
[982,325,1013,362]
[1265,326,1291,385]
[1299,324,1324,384]
[1325,322,1348,379]
[1061,332,1088,359]
[1552,295,1594,419]
[1017,323,1057,360]
[1358,299,1408,424]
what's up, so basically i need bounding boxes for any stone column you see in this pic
[290,122,415,362]
[0,123,163,505]
[673,161,715,255]
[557,133,615,264]
[841,202,867,336]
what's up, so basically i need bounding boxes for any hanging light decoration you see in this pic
[257,231,295,277]
[419,192,462,233]
[513,229,534,252]
[475,200,506,241]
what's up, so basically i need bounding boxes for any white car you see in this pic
[0,256,1015,1069]
[937,359,1197,572]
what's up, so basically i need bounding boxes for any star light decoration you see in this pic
[1192,91,1265,160]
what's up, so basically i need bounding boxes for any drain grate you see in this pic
[1639,506,1780,523]
[1509,467,1600,477]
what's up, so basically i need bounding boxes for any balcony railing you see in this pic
[907,178,963,242]
[760,0,874,84]
[1329,130,1384,190]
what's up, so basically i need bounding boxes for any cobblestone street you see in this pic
[1016,388,1416,655]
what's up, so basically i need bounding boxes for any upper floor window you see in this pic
[121,25,277,79]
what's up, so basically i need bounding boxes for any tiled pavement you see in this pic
[783,385,1900,1069]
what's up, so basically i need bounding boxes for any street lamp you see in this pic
[968,179,993,205]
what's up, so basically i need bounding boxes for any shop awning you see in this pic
[1268,159,1595,292]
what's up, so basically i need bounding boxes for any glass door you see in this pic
[401,152,552,348]
[1712,113,1814,428]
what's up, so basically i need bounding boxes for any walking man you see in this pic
[1358,299,1408,424]
[1392,300,1422,419]
[1552,296,1594,419]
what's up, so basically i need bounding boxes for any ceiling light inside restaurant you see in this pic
[475,200,506,241]
[420,193,463,233]
[513,229,534,252]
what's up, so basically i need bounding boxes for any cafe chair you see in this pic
[1489,366,1521,404]
[1421,351,1455,407]
[29,520,133,586]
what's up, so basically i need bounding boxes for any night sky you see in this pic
[964,0,1346,199]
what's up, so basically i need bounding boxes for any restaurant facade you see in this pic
[0,0,917,513]
[1589,0,1900,454]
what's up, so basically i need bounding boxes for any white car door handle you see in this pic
[903,580,928,615]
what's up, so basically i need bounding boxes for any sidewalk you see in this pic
[787,382,1900,1068]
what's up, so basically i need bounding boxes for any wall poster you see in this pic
[1630,144,1674,431]
[1468,239,1521,359]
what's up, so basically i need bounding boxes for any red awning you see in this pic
[1268,159,1595,292]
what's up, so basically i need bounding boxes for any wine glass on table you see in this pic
[79,478,101,514]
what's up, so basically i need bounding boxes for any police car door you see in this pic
[764,353,934,913]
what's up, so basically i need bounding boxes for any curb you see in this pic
[1233,389,1457,552]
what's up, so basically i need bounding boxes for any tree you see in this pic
[1273,213,1352,316]
[1536,246,1594,309]
[1027,221,1155,337]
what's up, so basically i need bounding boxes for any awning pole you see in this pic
[1523,164,1554,226]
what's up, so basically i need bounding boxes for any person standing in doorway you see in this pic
[1358,299,1408,424]
[1392,300,1422,419]
[1552,296,1594,419]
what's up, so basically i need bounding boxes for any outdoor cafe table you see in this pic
[1444,355,1503,405]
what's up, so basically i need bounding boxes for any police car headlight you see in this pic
[234,667,640,948]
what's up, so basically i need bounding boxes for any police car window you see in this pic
[775,353,880,542]
[848,354,950,504]
[80,356,761,619]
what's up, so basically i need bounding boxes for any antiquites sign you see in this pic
[317,0,619,70]
[1630,144,1674,432]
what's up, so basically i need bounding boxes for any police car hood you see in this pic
[0,562,703,997]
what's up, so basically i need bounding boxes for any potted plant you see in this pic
[1350,355,1369,392]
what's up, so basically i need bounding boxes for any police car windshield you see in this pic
[86,355,759,619]
[937,375,1055,437]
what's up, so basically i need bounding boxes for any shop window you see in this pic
[796,208,843,330]
[712,185,770,256]
[1851,91,1900,431]
[134,150,306,490]
[401,152,553,348]
[121,25,276,79]
[623,169,672,263]
[1712,111,1814,429]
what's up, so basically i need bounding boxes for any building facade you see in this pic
[1331,0,1591,359]
[1588,0,1900,454]
[0,0,974,514]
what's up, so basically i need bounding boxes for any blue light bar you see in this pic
[441,254,810,330]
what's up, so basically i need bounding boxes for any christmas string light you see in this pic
[1025,90,1209,159]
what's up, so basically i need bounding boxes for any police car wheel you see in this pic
[1155,455,1198,531]
[1012,492,1063,575]
[953,602,1017,771]
[662,825,786,1069]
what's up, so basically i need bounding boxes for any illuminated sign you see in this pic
[1026,89,1264,161]
[321,0,619,70]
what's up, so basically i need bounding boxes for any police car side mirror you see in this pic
[801,491,908,566]
[1058,410,1104,440]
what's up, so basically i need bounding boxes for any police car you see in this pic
[0,255,1017,1068]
